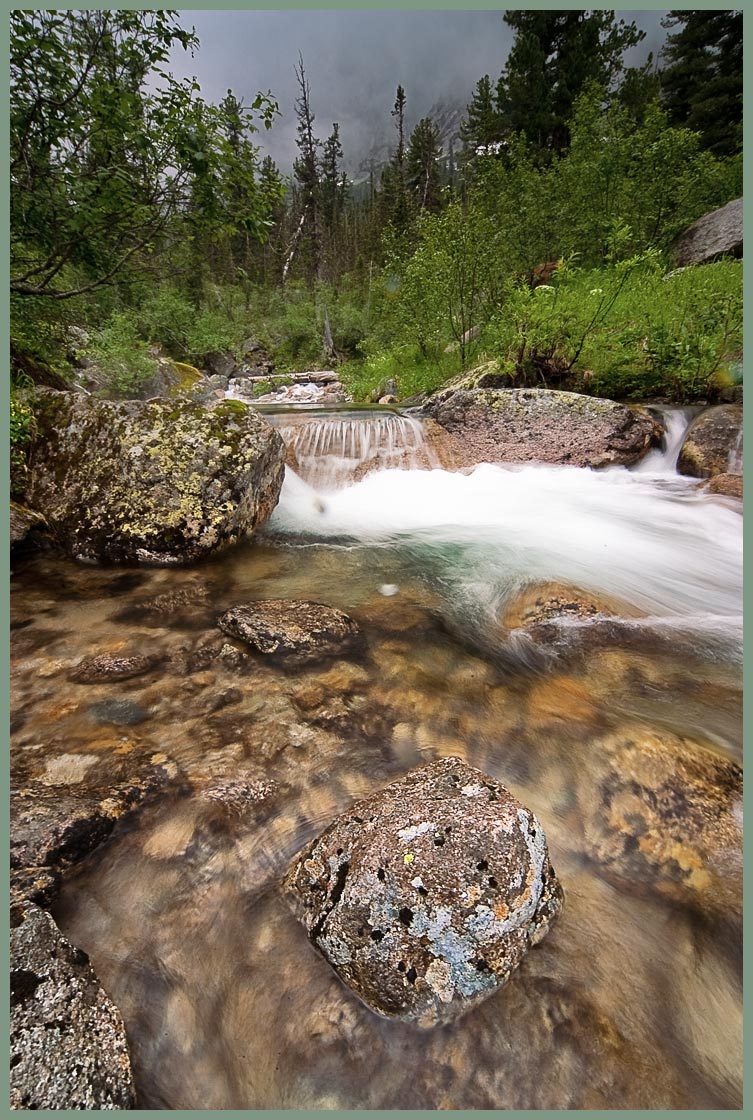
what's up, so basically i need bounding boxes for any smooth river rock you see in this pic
[218,600,362,666]
[10,901,136,1109]
[677,405,743,479]
[23,389,285,564]
[421,387,659,469]
[284,756,563,1027]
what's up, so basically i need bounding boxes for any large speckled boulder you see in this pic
[677,405,743,479]
[670,198,742,267]
[284,756,562,1027]
[219,600,362,667]
[421,387,659,469]
[23,389,285,564]
[10,901,136,1109]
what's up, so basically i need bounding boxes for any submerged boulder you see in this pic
[670,198,743,267]
[24,390,285,564]
[578,727,742,919]
[677,405,742,478]
[422,387,658,469]
[284,756,562,1027]
[219,600,362,667]
[10,901,136,1109]
[705,473,743,500]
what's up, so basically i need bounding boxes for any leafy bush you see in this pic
[485,257,742,401]
[89,311,158,396]
[10,388,37,496]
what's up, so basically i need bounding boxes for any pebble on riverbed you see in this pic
[218,600,363,667]
[283,756,562,1027]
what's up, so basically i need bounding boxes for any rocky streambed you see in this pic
[10,386,743,1109]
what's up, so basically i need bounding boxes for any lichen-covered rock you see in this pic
[24,389,285,564]
[218,600,362,667]
[677,405,743,478]
[10,901,136,1109]
[283,756,562,1027]
[69,652,163,683]
[421,387,658,469]
[670,198,742,267]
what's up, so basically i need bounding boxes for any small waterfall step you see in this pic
[260,407,439,491]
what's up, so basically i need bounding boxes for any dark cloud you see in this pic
[170,9,666,174]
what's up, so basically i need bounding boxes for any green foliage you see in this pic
[485,258,742,401]
[10,391,37,494]
[89,312,158,396]
[339,346,457,403]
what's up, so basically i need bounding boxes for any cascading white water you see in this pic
[631,405,700,474]
[263,408,439,490]
[269,462,742,648]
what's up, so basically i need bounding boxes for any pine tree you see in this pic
[406,116,443,213]
[460,75,504,155]
[660,10,742,157]
[498,11,645,156]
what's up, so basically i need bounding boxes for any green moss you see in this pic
[168,361,203,394]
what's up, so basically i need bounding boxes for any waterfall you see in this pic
[262,407,439,491]
[632,406,700,474]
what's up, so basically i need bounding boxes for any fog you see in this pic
[170,9,667,175]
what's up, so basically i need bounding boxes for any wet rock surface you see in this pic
[578,728,743,918]
[219,600,363,666]
[284,756,563,1026]
[670,198,743,267]
[70,653,163,684]
[22,389,286,564]
[705,473,743,500]
[421,387,659,469]
[11,753,180,907]
[500,581,632,630]
[677,405,743,478]
[10,900,136,1109]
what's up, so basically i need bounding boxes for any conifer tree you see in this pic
[406,116,443,213]
[460,75,504,155]
[498,11,644,157]
[660,10,742,157]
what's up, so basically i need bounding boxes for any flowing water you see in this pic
[11,406,743,1109]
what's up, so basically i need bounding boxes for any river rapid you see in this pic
[11,406,742,1109]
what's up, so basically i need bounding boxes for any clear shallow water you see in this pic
[11,408,743,1109]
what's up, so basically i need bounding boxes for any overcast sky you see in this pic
[170,10,667,174]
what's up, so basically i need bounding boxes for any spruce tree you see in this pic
[460,75,504,155]
[660,10,742,157]
[498,10,645,157]
[406,116,443,213]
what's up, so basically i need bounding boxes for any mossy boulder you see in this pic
[677,405,743,479]
[421,387,659,469]
[24,389,285,564]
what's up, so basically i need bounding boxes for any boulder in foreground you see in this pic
[284,756,562,1027]
[24,390,285,564]
[422,387,659,469]
[10,901,136,1109]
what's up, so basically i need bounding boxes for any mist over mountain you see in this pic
[170,9,666,178]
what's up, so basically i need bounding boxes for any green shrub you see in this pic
[485,257,742,401]
[89,311,157,396]
[10,389,37,496]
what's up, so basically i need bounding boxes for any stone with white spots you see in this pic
[283,756,562,1027]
